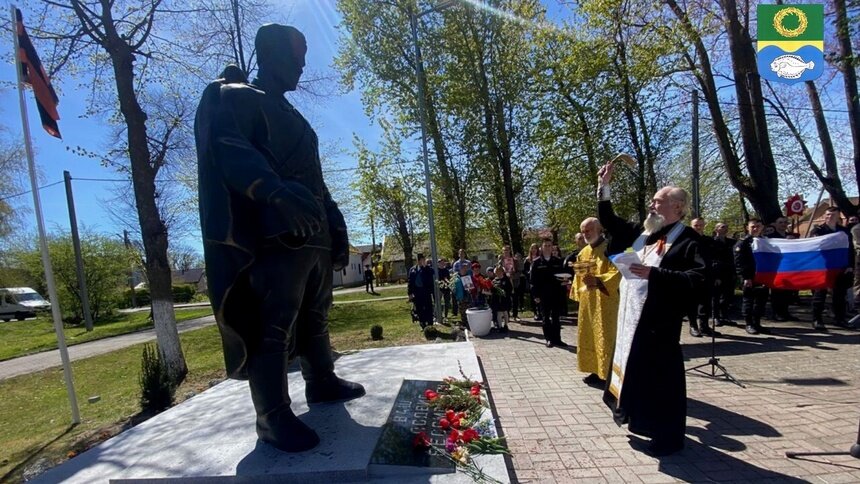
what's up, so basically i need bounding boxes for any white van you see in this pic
[1,293,35,321]
[0,287,50,321]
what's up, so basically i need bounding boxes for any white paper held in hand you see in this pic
[610,252,645,280]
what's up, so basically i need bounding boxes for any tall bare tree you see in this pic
[831,0,860,193]
[78,0,187,380]
[663,0,782,222]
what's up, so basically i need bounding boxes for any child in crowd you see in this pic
[486,266,497,325]
[471,262,491,308]
[453,263,474,328]
[491,265,512,332]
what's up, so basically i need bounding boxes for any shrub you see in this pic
[423,325,439,340]
[122,287,151,308]
[172,284,196,303]
[121,284,198,307]
[370,324,384,341]
[139,344,175,414]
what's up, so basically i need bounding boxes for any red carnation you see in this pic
[448,429,461,443]
[439,418,450,429]
[470,385,481,396]
[462,428,480,443]
[446,409,456,420]
[452,418,461,429]
[413,431,431,449]
[424,389,438,401]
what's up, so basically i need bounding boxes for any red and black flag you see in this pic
[15,8,61,138]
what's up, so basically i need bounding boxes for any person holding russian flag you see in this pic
[734,219,772,335]
[745,207,853,332]
[809,207,853,330]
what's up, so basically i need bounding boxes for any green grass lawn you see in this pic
[0,308,213,362]
[0,297,438,482]
[329,298,432,350]
[331,285,407,303]
[0,286,412,363]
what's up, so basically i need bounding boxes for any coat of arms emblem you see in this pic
[757,4,824,85]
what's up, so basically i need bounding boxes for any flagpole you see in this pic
[11,4,80,424]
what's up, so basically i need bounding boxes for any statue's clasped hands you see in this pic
[272,183,325,238]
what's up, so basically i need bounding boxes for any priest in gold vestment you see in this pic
[572,217,620,386]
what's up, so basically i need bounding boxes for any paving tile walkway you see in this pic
[473,301,860,483]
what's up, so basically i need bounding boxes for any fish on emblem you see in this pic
[769,55,815,79]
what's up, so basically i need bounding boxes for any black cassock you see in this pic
[598,200,706,450]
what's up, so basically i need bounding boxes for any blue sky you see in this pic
[0,0,850,256]
[0,0,569,254]
[0,0,381,253]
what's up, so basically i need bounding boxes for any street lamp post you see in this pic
[409,0,458,324]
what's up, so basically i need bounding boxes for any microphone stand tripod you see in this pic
[686,318,744,388]
[786,418,860,460]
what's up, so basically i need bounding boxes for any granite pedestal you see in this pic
[34,342,509,483]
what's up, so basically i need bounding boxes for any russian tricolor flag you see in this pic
[752,232,850,290]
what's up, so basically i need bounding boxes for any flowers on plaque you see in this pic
[416,371,508,483]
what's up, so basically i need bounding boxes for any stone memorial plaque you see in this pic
[368,379,456,475]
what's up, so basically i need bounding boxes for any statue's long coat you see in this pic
[194,79,348,379]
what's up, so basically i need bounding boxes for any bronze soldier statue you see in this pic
[194,24,365,452]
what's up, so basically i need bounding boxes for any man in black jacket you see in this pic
[734,219,770,335]
[530,238,567,348]
[688,218,715,337]
[711,223,737,326]
[408,254,435,329]
[810,207,853,329]
[767,217,796,321]
[364,265,375,294]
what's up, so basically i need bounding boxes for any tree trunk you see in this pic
[767,82,854,215]
[102,26,186,383]
[559,86,600,179]
[664,0,781,223]
[576,109,598,179]
[613,33,648,222]
[494,98,523,255]
[719,0,781,223]
[395,205,414,270]
[424,92,467,257]
[634,103,658,196]
[832,0,860,192]
[473,43,510,247]
[805,81,856,215]
[739,192,750,224]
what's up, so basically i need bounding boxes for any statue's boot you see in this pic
[248,352,320,452]
[300,333,366,405]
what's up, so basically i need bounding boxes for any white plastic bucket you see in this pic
[466,308,493,337]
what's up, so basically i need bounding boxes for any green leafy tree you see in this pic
[336,0,470,254]
[433,0,543,254]
[0,130,27,240]
[352,122,426,269]
[17,231,135,324]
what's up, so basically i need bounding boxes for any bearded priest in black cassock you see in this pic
[595,161,706,457]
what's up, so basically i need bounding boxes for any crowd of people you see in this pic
[402,158,857,458]
[406,242,578,345]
